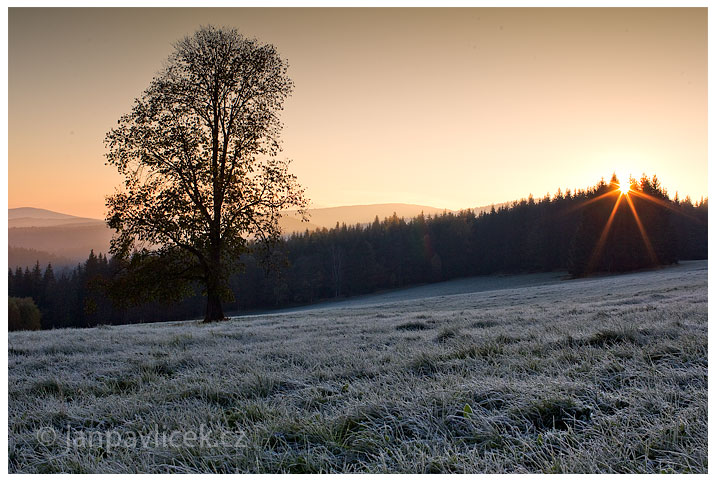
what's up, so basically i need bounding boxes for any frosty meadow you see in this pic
[8,261,707,473]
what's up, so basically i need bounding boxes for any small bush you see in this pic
[8,297,41,331]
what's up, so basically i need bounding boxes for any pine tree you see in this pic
[30,261,43,302]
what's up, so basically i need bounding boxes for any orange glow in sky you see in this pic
[8,8,707,219]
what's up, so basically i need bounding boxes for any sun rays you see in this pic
[587,191,624,272]
[623,192,658,264]
[584,181,666,273]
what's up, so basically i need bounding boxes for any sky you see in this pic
[8,7,708,219]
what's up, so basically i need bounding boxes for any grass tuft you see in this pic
[396,322,430,331]
[435,327,460,343]
[587,329,638,347]
[520,397,592,432]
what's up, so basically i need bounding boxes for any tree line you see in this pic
[8,252,204,330]
[7,175,708,330]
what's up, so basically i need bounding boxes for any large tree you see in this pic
[105,26,307,322]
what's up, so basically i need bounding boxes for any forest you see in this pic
[8,175,708,330]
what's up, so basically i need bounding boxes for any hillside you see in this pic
[8,247,74,270]
[8,261,707,473]
[472,201,510,215]
[283,203,452,229]
[278,215,321,234]
[8,207,103,228]
[9,217,103,228]
[8,224,114,261]
[8,208,111,263]
[9,207,82,220]
[8,203,454,264]
[5,199,581,269]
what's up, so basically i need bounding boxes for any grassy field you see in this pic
[8,260,707,473]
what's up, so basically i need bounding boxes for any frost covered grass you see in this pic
[8,261,707,473]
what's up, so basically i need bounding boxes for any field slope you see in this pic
[8,261,707,473]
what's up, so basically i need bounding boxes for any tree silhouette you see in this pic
[105,26,307,322]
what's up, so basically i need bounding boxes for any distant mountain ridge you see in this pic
[9,207,82,220]
[8,202,508,267]
[9,217,105,228]
[283,203,453,230]
[8,207,104,228]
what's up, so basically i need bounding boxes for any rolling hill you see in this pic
[8,208,112,266]
[8,207,104,228]
[9,207,84,220]
[8,247,75,270]
[9,223,114,262]
[283,203,452,229]
[9,203,459,267]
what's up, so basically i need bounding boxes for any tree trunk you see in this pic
[202,220,225,321]
[203,251,225,322]
[204,287,225,322]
